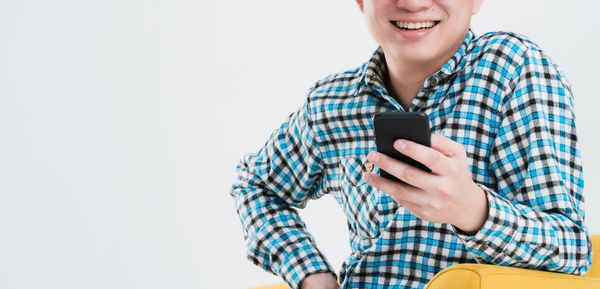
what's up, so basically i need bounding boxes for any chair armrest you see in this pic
[250,263,600,289]
[425,264,600,289]
[248,283,289,289]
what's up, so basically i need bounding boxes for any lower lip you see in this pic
[392,23,438,40]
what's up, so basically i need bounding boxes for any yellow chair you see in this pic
[250,235,600,289]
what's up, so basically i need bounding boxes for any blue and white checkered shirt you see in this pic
[230,29,591,289]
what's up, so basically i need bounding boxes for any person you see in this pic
[230,0,592,288]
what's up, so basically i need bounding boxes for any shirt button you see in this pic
[365,162,374,172]
[480,243,489,251]
[429,77,439,87]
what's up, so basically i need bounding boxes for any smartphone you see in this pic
[373,112,432,183]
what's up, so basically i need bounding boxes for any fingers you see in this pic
[390,140,448,175]
[366,151,439,192]
[430,134,466,158]
[364,171,428,221]
[363,171,426,206]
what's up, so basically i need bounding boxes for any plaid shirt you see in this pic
[230,29,591,289]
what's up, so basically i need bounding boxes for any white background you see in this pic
[1,0,599,288]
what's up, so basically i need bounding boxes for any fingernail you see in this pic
[394,140,406,151]
[367,151,379,163]
[363,173,373,183]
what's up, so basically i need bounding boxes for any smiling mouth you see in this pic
[391,20,440,30]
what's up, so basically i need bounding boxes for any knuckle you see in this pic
[429,200,442,210]
[427,152,440,166]
[447,164,460,176]
[390,190,404,204]
[432,134,444,145]
[400,167,413,182]
[378,155,389,168]
[436,183,451,196]
[421,209,433,220]
[394,183,406,196]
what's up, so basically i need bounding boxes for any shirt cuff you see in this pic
[452,184,520,263]
[278,244,336,289]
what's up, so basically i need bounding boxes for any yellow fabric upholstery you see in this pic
[249,235,600,289]
[587,234,600,278]
[249,284,288,289]
[425,263,600,289]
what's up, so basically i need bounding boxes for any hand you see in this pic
[300,272,339,289]
[363,134,488,234]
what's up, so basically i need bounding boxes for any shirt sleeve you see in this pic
[452,48,592,275]
[229,98,335,289]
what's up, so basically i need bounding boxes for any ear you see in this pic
[471,0,483,14]
[355,0,364,13]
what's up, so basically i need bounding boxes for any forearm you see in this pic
[233,186,334,289]
[454,184,591,275]
[456,49,593,275]
[230,98,335,288]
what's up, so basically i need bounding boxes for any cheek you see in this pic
[364,16,380,40]
[365,14,391,42]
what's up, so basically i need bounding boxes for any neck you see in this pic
[384,55,446,111]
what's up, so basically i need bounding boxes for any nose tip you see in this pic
[396,0,434,12]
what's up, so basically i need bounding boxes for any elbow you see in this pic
[571,234,593,276]
[552,232,593,276]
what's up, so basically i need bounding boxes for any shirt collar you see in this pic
[361,46,389,94]
[358,28,474,95]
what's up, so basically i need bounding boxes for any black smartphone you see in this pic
[373,112,432,183]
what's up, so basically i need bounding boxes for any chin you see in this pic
[405,52,439,63]
[387,46,440,64]
[384,37,437,58]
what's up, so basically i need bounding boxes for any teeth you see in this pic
[394,21,437,30]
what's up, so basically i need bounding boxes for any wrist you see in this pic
[454,184,488,235]
[300,272,339,289]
